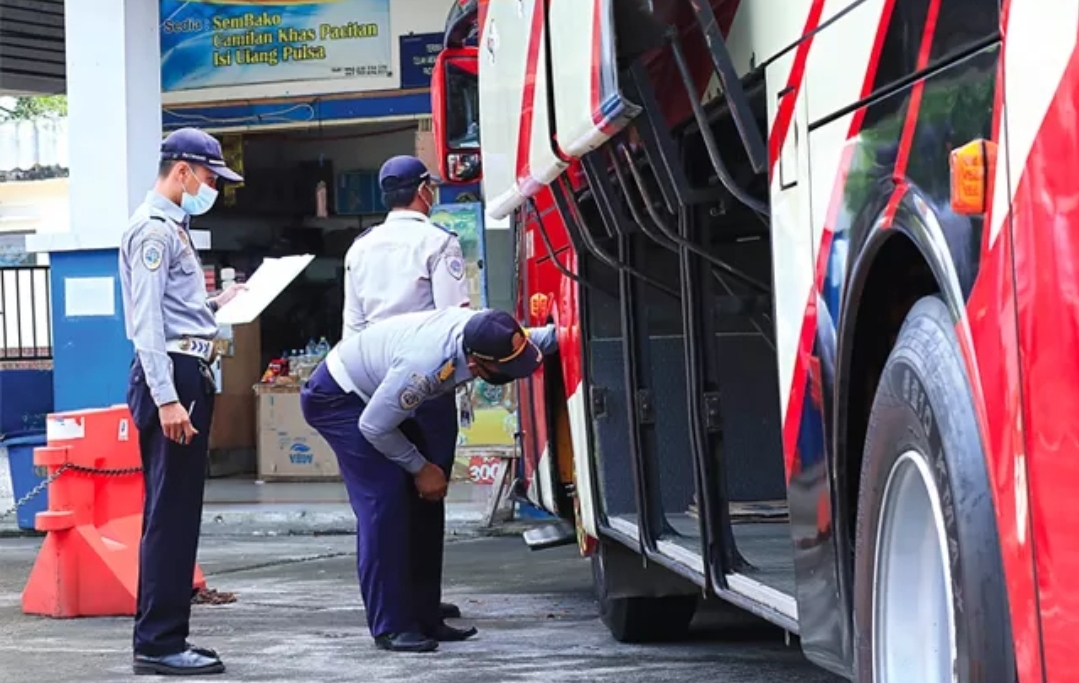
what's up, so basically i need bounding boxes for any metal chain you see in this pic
[0,463,142,522]
[67,464,144,477]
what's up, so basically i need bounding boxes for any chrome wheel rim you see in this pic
[872,450,957,682]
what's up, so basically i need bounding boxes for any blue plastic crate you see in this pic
[4,431,48,531]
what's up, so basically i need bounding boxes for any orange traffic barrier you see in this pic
[21,405,207,618]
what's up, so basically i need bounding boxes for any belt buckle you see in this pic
[179,337,214,362]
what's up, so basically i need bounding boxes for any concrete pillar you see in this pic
[26,0,162,411]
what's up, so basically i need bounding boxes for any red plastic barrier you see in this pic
[21,405,206,618]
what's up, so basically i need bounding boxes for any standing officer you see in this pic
[342,154,471,339]
[119,127,245,676]
[341,155,471,629]
[300,306,557,653]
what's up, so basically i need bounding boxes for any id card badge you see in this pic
[457,385,474,429]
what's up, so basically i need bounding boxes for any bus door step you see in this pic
[522,520,578,551]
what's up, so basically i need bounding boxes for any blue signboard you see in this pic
[398,32,444,89]
[160,0,393,92]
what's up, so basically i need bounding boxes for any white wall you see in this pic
[0,179,70,237]
[162,0,450,106]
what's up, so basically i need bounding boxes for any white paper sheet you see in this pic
[64,276,115,317]
[214,254,315,325]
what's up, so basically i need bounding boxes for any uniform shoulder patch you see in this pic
[408,372,437,396]
[442,239,466,281]
[141,239,166,272]
[447,256,465,280]
[399,361,455,410]
[399,389,422,411]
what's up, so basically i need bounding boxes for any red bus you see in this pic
[429,1,1076,681]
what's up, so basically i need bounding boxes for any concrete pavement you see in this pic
[0,534,843,683]
[1,478,499,538]
[197,479,495,536]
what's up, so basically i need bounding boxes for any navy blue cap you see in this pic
[378,155,440,192]
[462,310,543,380]
[160,128,243,182]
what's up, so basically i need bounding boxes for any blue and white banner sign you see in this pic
[160,0,393,92]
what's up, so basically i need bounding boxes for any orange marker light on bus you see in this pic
[950,139,998,215]
[529,293,550,325]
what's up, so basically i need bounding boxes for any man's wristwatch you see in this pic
[207,299,220,313]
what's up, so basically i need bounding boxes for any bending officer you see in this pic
[341,155,472,630]
[300,307,557,653]
[119,128,245,676]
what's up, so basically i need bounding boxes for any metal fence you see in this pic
[0,266,52,361]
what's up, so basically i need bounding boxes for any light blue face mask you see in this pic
[180,177,219,216]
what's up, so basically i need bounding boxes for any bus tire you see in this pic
[852,295,1015,682]
[591,540,697,643]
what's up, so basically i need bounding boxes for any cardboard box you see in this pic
[210,320,261,452]
[255,384,341,481]
[207,254,317,478]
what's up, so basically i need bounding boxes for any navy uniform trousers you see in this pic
[299,363,458,638]
[126,353,216,656]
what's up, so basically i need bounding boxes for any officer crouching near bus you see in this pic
[300,307,557,653]
[342,155,472,627]
[119,128,245,676]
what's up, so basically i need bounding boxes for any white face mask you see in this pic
[418,184,434,213]
[179,169,219,216]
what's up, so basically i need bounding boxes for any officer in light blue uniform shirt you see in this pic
[300,307,558,653]
[119,128,245,677]
[341,155,472,630]
[342,155,471,339]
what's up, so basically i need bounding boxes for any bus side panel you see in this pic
[547,0,638,158]
[524,210,563,515]
[1000,1,1079,677]
[515,190,589,519]
[480,0,566,220]
[514,210,556,514]
[773,0,1004,670]
[529,185,602,542]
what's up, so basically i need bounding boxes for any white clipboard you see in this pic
[214,254,315,325]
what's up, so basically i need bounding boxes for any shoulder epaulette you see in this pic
[431,222,457,237]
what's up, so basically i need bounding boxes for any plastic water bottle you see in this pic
[316,336,331,358]
[306,338,318,356]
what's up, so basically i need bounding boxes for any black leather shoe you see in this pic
[439,602,461,619]
[133,649,225,676]
[373,632,439,653]
[424,622,478,642]
[186,642,218,659]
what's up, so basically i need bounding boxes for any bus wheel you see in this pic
[591,539,697,643]
[852,295,1014,682]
